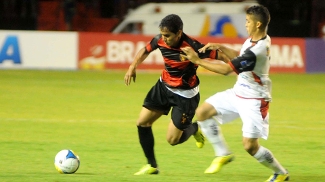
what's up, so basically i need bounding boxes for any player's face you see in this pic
[245,15,258,36]
[160,27,181,47]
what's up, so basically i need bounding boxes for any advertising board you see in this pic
[78,33,306,73]
[0,31,77,69]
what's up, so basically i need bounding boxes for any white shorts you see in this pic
[206,89,270,140]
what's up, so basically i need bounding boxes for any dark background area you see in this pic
[0,0,324,37]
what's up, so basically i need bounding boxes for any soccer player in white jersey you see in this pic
[180,5,289,182]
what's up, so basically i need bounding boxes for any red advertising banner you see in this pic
[78,33,306,73]
[78,32,162,70]
[197,37,306,73]
[269,38,306,73]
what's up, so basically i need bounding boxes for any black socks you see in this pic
[177,122,198,144]
[137,126,157,168]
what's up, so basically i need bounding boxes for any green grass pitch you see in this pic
[0,70,324,182]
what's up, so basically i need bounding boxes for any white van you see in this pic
[112,2,258,37]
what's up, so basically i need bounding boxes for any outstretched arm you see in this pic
[199,43,239,60]
[181,47,233,75]
[124,47,150,86]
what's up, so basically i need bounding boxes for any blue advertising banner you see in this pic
[306,39,325,73]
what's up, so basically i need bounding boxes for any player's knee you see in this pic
[136,120,153,127]
[195,104,216,121]
[195,106,207,120]
[243,144,255,155]
[166,136,179,145]
[242,139,259,156]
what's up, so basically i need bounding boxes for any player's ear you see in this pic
[256,21,262,29]
[176,30,182,37]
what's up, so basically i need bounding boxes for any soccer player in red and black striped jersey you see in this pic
[124,14,229,175]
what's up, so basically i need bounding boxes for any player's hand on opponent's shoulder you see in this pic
[199,43,221,53]
[124,66,136,86]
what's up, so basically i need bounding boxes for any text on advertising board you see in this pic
[0,35,21,64]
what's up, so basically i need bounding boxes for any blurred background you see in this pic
[0,0,324,73]
[0,0,324,38]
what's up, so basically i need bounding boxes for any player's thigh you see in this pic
[143,80,171,115]
[170,93,199,130]
[238,98,269,139]
[137,107,163,126]
[166,120,183,144]
[205,89,239,123]
[195,102,218,121]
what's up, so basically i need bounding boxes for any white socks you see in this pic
[198,118,230,156]
[199,118,286,174]
[253,146,287,174]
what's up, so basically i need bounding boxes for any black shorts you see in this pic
[143,80,200,130]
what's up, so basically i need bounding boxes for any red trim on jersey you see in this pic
[252,72,263,86]
[165,58,191,69]
[161,71,197,88]
[146,44,152,52]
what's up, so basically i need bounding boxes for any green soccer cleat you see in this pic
[204,154,235,174]
[193,125,205,148]
[265,173,290,182]
[134,164,159,175]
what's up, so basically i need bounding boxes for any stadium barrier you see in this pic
[0,30,324,73]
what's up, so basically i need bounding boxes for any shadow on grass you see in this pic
[73,173,96,175]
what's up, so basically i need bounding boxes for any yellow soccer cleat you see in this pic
[204,154,235,174]
[193,126,205,148]
[265,173,290,182]
[134,164,159,175]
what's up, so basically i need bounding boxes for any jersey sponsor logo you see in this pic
[0,35,22,64]
[239,83,251,89]
[181,113,187,124]
[240,60,254,69]
[266,46,270,57]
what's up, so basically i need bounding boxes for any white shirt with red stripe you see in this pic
[229,35,272,101]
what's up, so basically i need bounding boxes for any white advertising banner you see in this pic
[0,30,77,69]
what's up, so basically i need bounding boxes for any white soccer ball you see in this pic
[54,149,80,174]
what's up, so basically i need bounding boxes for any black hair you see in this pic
[246,5,270,30]
[159,14,183,34]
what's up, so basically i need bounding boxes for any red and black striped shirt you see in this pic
[145,33,218,89]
